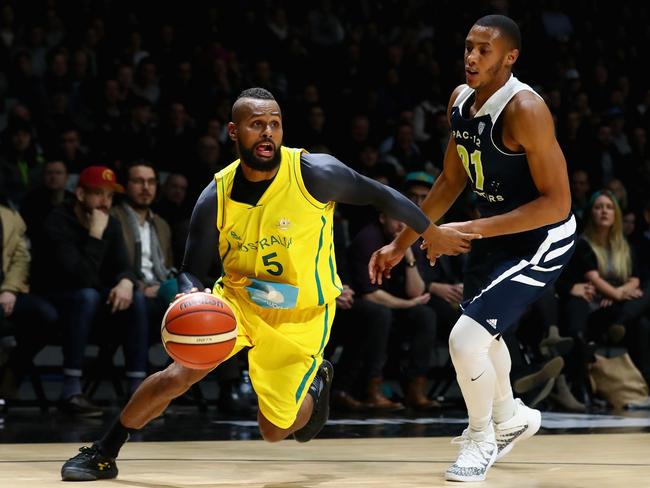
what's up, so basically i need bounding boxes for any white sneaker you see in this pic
[494,398,541,462]
[445,424,498,482]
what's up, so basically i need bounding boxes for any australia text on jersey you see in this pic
[231,233,293,252]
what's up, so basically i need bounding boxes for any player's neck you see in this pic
[240,162,280,182]
[473,71,512,110]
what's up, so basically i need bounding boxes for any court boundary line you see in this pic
[2,458,649,467]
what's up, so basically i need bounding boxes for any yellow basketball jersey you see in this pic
[214,146,342,311]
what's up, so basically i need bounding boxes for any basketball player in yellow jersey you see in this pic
[61,87,480,481]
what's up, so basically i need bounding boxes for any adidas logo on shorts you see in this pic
[486,319,498,328]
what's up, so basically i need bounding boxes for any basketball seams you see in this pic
[162,291,238,369]
[165,339,236,346]
[161,327,238,342]
[166,348,230,367]
[165,308,236,331]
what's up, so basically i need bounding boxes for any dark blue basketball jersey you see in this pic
[451,75,558,255]
[450,76,577,334]
[450,75,540,219]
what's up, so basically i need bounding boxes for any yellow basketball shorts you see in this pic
[214,287,335,429]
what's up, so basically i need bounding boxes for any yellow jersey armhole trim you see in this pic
[291,148,328,210]
[214,161,238,232]
[216,175,225,231]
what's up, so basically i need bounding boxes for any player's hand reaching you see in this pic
[368,242,406,285]
[420,222,481,265]
[174,287,212,300]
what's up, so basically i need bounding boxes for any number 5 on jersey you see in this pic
[262,252,284,276]
[457,144,484,191]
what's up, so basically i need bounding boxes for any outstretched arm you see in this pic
[178,180,221,293]
[301,153,430,233]
[301,151,479,285]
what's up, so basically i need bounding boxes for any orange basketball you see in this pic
[161,292,237,370]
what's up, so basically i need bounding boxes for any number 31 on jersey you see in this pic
[457,144,484,191]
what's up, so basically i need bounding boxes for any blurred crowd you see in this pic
[2,0,650,416]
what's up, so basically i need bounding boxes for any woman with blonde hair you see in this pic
[557,190,650,408]
[582,190,639,299]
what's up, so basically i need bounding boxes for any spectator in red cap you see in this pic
[30,165,148,417]
[77,165,125,193]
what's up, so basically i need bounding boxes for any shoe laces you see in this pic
[451,430,494,467]
[74,446,100,461]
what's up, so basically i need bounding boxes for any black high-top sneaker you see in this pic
[61,444,118,481]
[293,359,333,443]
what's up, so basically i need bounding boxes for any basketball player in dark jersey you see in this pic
[370,15,574,482]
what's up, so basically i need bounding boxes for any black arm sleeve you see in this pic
[178,180,220,293]
[300,153,430,234]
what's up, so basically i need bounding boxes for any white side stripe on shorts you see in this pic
[468,215,576,304]
[511,274,545,287]
[544,241,575,263]
[530,264,563,272]
[529,215,577,265]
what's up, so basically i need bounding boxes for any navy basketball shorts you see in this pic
[461,215,577,335]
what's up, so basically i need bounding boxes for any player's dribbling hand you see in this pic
[368,242,405,285]
[174,287,212,300]
[420,223,481,265]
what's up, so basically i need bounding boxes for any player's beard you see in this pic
[238,140,282,172]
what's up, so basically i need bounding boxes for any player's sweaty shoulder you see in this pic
[504,90,554,148]
[505,90,546,121]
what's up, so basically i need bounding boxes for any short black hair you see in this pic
[236,87,275,101]
[122,158,158,184]
[474,14,521,51]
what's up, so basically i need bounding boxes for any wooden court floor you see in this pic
[1,434,648,487]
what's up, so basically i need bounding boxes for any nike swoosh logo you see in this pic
[471,371,485,382]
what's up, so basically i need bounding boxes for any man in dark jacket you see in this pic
[33,166,148,417]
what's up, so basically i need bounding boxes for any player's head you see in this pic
[124,158,158,210]
[75,165,123,214]
[229,87,283,172]
[465,15,520,88]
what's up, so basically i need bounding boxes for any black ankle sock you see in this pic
[97,417,137,458]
